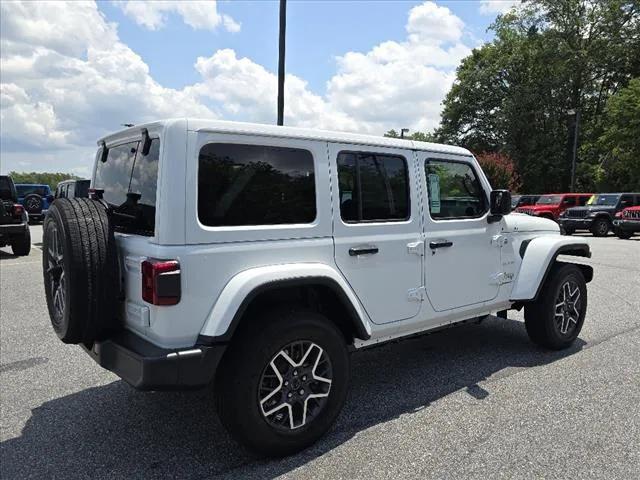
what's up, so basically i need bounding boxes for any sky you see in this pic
[0,0,520,176]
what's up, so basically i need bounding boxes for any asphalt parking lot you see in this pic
[1,225,639,479]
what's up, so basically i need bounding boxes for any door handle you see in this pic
[349,246,379,256]
[429,240,453,249]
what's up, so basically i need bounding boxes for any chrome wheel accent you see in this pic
[554,280,581,335]
[258,341,332,430]
[46,223,65,326]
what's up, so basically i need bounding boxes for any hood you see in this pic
[503,212,560,233]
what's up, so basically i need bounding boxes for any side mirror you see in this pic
[488,190,511,223]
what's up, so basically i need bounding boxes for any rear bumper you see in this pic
[558,218,593,230]
[82,330,227,391]
[613,219,640,232]
[0,222,28,236]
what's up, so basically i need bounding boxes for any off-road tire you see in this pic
[42,198,119,344]
[590,217,609,237]
[216,309,350,457]
[615,228,632,239]
[525,263,587,350]
[11,228,31,256]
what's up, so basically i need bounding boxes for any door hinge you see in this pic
[408,286,426,301]
[491,234,508,248]
[407,240,424,256]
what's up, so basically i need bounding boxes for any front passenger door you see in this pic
[422,157,502,312]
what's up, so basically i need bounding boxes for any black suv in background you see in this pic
[0,175,31,256]
[559,193,640,236]
[55,179,90,199]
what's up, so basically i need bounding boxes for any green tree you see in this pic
[584,77,640,191]
[8,172,82,190]
[384,129,439,142]
[437,0,640,193]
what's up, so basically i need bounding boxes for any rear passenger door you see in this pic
[330,144,423,324]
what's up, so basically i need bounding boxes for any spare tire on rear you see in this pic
[42,198,120,344]
[24,193,43,214]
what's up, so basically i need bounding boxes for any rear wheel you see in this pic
[525,263,587,350]
[590,217,609,237]
[216,309,350,457]
[11,228,31,256]
[42,198,119,344]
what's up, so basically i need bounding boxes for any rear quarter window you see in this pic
[198,143,316,227]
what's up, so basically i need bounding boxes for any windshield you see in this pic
[588,194,619,206]
[16,185,49,197]
[536,195,562,205]
[93,139,159,235]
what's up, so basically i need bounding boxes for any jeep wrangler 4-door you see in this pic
[559,193,640,237]
[42,120,593,457]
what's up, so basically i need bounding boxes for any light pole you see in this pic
[277,0,287,126]
[567,108,580,192]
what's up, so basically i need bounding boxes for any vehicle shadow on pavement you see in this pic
[1,317,585,479]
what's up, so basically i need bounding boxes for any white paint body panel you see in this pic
[510,236,590,301]
[199,263,372,338]
[92,119,590,350]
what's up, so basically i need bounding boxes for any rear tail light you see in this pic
[13,204,24,218]
[141,259,181,306]
[615,211,623,218]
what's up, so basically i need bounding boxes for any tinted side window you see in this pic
[425,160,487,219]
[577,196,590,206]
[563,196,576,206]
[337,152,409,222]
[198,143,316,227]
[620,194,633,208]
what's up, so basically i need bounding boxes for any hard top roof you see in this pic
[98,118,472,157]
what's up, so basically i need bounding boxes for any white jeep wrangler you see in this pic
[42,119,592,456]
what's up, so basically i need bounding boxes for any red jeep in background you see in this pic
[515,193,593,221]
[613,205,640,239]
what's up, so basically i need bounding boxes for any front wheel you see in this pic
[524,263,587,350]
[590,218,609,237]
[216,309,350,457]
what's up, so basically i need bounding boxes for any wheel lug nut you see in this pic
[288,392,293,398]
[299,389,304,395]
[284,381,289,386]
[293,370,298,376]
[302,375,307,381]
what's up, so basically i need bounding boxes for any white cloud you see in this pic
[1,1,474,173]
[479,0,521,15]
[0,0,216,172]
[113,0,240,32]
[407,1,464,44]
